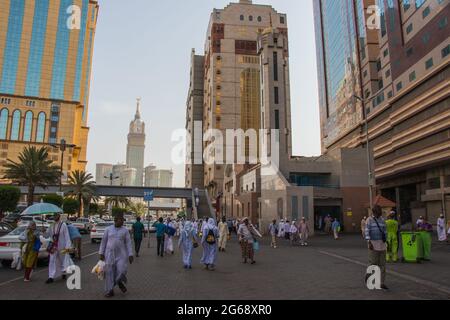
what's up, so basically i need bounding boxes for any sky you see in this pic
[86,0,321,187]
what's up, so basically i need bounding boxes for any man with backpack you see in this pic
[365,205,388,290]
[200,218,219,271]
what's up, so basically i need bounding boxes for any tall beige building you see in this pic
[126,99,145,187]
[202,0,288,198]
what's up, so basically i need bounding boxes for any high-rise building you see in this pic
[185,49,205,189]
[122,167,137,187]
[126,98,145,186]
[201,0,288,198]
[0,0,99,182]
[96,163,113,185]
[112,163,127,186]
[146,168,173,188]
[314,0,450,223]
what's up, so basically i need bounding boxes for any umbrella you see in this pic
[21,203,63,216]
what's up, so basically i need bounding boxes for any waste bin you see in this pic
[418,231,432,261]
[401,232,423,263]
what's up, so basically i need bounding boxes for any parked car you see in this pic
[145,220,156,234]
[0,222,14,237]
[72,218,91,234]
[2,213,22,226]
[17,216,50,229]
[0,226,50,266]
[90,221,114,243]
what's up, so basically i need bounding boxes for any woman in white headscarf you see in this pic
[200,218,219,271]
[178,221,199,269]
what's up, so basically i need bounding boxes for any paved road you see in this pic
[0,233,449,300]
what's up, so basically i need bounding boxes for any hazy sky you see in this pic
[86,0,321,187]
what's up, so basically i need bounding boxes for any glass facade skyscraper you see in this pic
[0,0,99,183]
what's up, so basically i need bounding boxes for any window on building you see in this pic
[442,45,450,58]
[409,71,416,82]
[249,15,253,22]
[385,69,391,78]
[36,112,46,143]
[422,6,430,18]
[396,82,403,91]
[387,91,393,99]
[274,87,279,104]
[240,15,244,21]
[10,110,21,141]
[406,23,413,34]
[406,47,413,57]
[438,17,448,29]
[274,110,280,130]
[23,111,33,142]
[422,32,431,44]
[383,49,389,57]
[273,52,278,81]
[257,16,262,22]
[425,58,433,70]
[0,109,8,140]
[280,16,285,24]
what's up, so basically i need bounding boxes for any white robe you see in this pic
[99,226,133,293]
[437,218,447,241]
[47,222,72,279]
[165,222,174,253]
[278,222,285,238]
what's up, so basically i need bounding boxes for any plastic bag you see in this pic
[91,260,106,280]
[253,240,260,252]
[11,251,22,270]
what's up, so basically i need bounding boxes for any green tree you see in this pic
[66,170,96,217]
[105,196,130,208]
[0,186,21,219]
[126,201,146,217]
[63,198,79,215]
[42,194,64,208]
[89,202,99,215]
[112,207,127,217]
[3,146,60,206]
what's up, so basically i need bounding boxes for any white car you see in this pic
[0,226,50,265]
[72,218,91,234]
[17,216,50,229]
[90,221,114,243]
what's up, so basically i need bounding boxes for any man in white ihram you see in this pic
[99,213,134,298]
[45,213,72,284]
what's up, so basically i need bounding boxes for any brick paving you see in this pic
[0,233,449,300]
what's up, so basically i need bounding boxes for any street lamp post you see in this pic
[354,95,374,211]
[52,139,76,193]
[104,173,120,186]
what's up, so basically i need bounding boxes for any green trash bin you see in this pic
[418,231,432,261]
[401,232,423,263]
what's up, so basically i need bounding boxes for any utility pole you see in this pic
[52,139,75,193]
[104,172,120,186]
[354,95,374,211]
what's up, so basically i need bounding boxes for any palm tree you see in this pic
[66,170,96,217]
[105,196,130,208]
[4,146,60,206]
[126,201,146,217]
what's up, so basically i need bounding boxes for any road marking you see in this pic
[319,250,450,296]
[0,250,99,287]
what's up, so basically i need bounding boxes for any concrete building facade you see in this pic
[95,163,113,185]
[186,0,371,233]
[314,0,450,225]
[0,0,99,182]
[185,50,205,189]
